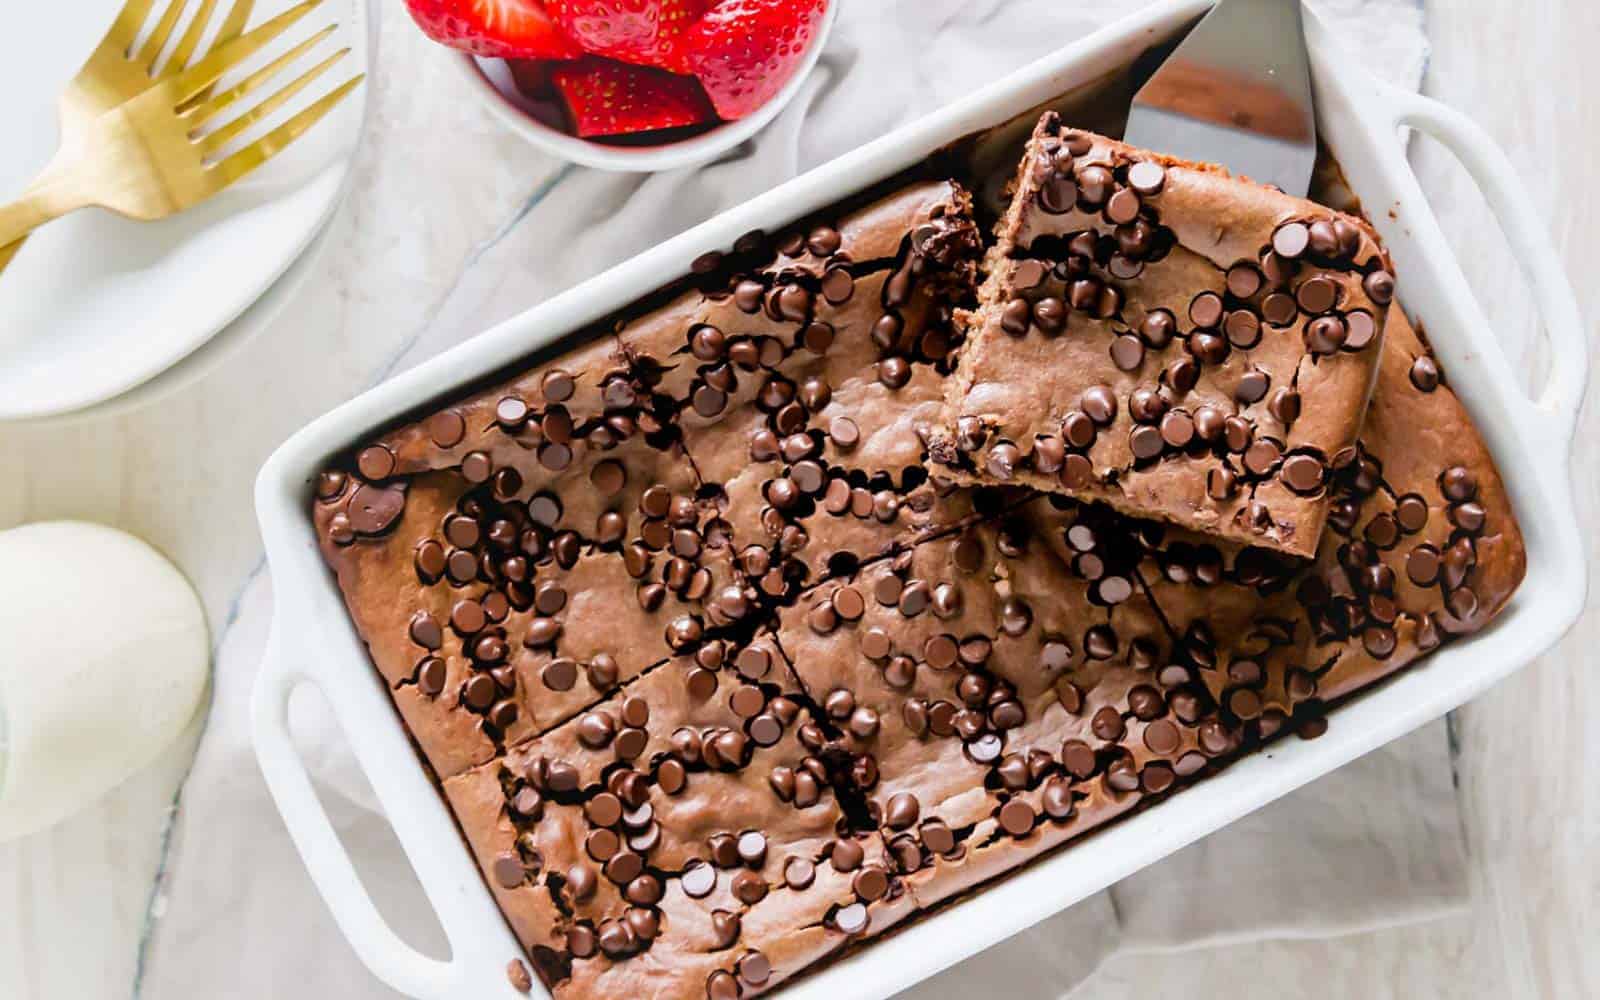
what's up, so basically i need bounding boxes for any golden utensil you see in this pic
[0,0,257,272]
[0,0,361,252]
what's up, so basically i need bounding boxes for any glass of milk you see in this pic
[0,522,210,841]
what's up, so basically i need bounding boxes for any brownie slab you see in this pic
[933,113,1395,557]
[310,166,1524,1000]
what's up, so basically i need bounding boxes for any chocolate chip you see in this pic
[1167,356,1199,393]
[425,411,466,448]
[1111,335,1145,371]
[1296,276,1339,314]
[1244,438,1283,476]
[408,611,442,649]
[1226,263,1264,298]
[1281,455,1324,493]
[1160,410,1194,448]
[1407,544,1441,586]
[1364,270,1396,305]
[1061,739,1096,778]
[541,658,578,692]
[1225,309,1261,348]
[1305,315,1348,354]
[492,852,526,888]
[1141,309,1176,347]
[884,792,920,829]
[998,799,1035,836]
[1144,719,1181,756]
[1081,385,1117,424]
[833,902,870,935]
[1128,160,1166,195]
[1091,705,1125,741]
[1273,222,1311,259]
[415,656,446,696]
[356,445,395,482]
[1268,387,1301,426]
[737,950,771,988]
[1106,188,1141,224]
[1441,466,1478,501]
[853,865,889,901]
[1262,292,1299,326]
[986,442,1021,480]
[1189,292,1224,329]
[1130,425,1164,460]
[347,485,405,535]
[1344,309,1378,349]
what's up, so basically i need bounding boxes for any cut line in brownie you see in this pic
[932,112,1396,557]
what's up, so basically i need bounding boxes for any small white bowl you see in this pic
[455,1,838,172]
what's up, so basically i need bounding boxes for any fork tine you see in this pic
[163,0,220,75]
[198,46,349,157]
[211,0,256,60]
[209,74,362,188]
[173,0,257,73]
[171,0,321,104]
[183,25,336,124]
[136,0,190,72]
[106,0,158,54]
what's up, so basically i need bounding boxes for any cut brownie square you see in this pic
[1115,307,1526,741]
[773,510,1232,910]
[933,112,1396,557]
[1145,308,1529,729]
[622,180,992,596]
[314,339,767,778]
[442,634,915,999]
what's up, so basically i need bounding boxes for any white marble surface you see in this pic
[2,0,1596,997]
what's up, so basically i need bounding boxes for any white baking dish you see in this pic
[251,2,1589,996]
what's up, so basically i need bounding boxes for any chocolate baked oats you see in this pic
[311,122,1522,999]
[933,113,1394,557]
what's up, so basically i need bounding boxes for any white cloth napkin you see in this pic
[139,2,1450,997]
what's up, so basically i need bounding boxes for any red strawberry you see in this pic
[552,56,716,137]
[404,0,584,60]
[676,0,827,120]
[547,0,710,69]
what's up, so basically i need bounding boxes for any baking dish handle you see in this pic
[251,619,471,998]
[1371,78,1589,448]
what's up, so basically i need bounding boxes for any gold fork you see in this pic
[0,0,362,251]
[0,0,257,271]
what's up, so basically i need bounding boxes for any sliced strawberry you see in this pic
[404,0,584,60]
[677,0,827,120]
[552,56,716,137]
[546,0,710,70]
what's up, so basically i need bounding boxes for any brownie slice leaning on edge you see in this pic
[932,111,1397,557]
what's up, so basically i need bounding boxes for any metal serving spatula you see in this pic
[1124,0,1316,196]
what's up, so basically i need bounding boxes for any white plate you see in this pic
[0,0,370,420]
[24,197,343,425]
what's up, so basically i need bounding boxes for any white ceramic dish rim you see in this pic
[452,1,839,173]
[251,3,1589,998]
